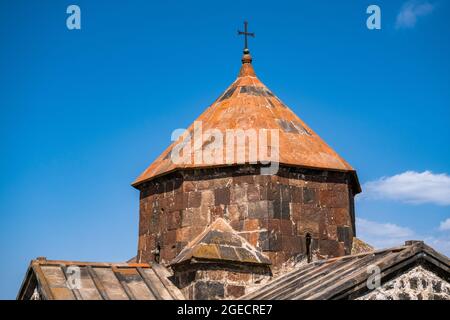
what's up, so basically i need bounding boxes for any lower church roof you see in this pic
[17,241,449,300]
[17,258,184,300]
[241,241,449,300]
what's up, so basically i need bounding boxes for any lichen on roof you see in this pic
[351,237,374,255]
[170,218,271,266]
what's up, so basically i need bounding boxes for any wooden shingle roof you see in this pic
[241,241,449,300]
[17,258,184,300]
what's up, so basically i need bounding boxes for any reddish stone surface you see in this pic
[172,263,270,300]
[136,165,356,267]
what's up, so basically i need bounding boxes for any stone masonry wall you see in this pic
[358,265,450,300]
[137,165,356,268]
[171,263,271,300]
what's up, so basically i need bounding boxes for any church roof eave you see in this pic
[131,162,362,195]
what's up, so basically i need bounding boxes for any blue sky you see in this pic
[0,0,449,299]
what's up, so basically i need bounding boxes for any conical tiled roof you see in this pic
[133,50,358,189]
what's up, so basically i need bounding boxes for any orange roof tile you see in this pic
[133,50,358,188]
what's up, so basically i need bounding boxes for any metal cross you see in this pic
[238,21,255,50]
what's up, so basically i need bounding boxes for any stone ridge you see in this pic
[351,237,374,255]
[170,218,271,266]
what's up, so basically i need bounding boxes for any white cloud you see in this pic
[396,1,435,29]
[362,171,450,206]
[423,235,450,257]
[356,218,450,257]
[439,218,450,231]
[356,218,415,249]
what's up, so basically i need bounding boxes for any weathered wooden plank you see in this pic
[31,264,54,300]
[286,252,385,300]
[336,250,449,300]
[136,268,163,300]
[41,265,77,300]
[242,262,318,299]
[60,266,82,300]
[421,244,450,269]
[16,267,36,300]
[332,254,423,300]
[243,249,400,300]
[308,245,420,300]
[249,260,341,299]
[260,257,356,300]
[250,263,329,300]
[33,260,150,268]
[86,266,110,300]
[116,268,155,300]
[112,269,136,300]
[422,254,450,277]
[151,264,185,300]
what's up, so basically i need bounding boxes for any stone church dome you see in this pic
[132,48,360,194]
[134,41,363,299]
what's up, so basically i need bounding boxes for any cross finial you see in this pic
[238,21,255,52]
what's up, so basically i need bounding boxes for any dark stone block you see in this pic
[303,188,316,204]
[398,293,411,300]
[337,226,353,254]
[214,187,230,206]
[194,281,225,300]
[172,192,187,211]
[235,247,257,261]
[337,226,352,245]
[319,239,342,257]
[232,174,254,185]
[319,189,333,207]
[280,185,291,202]
[166,210,182,230]
[259,230,282,252]
[421,278,428,288]
[188,192,202,208]
[282,235,302,254]
[162,230,176,246]
[311,238,319,251]
[280,220,295,236]
[211,205,224,219]
[291,186,303,203]
[248,201,269,219]
[271,200,280,219]
[175,270,196,288]
[218,246,240,261]
[202,230,242,246]
[266,183,281,201]
[432,280,442,293]
[410,277,418,290]
[272,200,290,220]
[226,285,246,298]
[159,197,168,210]
[247,184,260,201]
[281,201,290,219]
